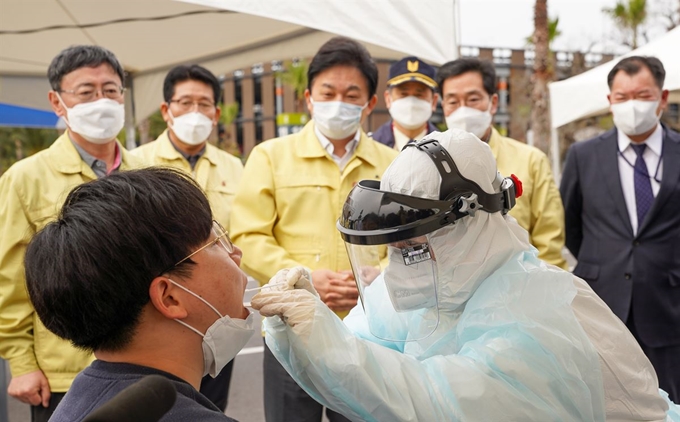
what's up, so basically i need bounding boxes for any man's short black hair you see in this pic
[607,56,666,90]
[48,45,125,91]
[25,168,213,353]
[436,58,497,96]
[163,64,221,104]
[308,37,378,98]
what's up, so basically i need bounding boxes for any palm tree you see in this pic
[603,0,648,49]
[526,16,562,48]
[526,16,562,74]
[530,0,552,155]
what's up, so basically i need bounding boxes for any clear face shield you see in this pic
[337,138,519,342]
[345,235,440,342]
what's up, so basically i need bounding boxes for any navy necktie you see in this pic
[630,143,653,228]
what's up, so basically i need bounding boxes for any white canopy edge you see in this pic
[179,0,459,65]
[0,0,459,124]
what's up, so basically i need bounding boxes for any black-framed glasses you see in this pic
[162,220,234,275]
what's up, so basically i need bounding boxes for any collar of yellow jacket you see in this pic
[487,126,503,158]
[296,120,382,167]
[49,131,132,175]
[156,129,219,166]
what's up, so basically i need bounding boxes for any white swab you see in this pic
[244,282,287,292]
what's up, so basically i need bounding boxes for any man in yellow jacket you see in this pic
[0,45,145,422]
[131,64,243,411]
[230,37,397,422]
[437,57,567,269]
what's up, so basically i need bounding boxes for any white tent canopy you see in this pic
[549,27,680,130]
[0,0,459,126]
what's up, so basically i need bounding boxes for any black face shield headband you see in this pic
[337,139,518,245]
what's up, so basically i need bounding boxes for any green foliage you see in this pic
[279,60,308,99]
[220,102,240,126]
[526,16,562,47]
[147,110,168,141]
[0,127,59,175]
[603,0,648,48]
[278,60,309,113]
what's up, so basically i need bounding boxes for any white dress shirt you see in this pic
[617,124,663,235]
[393,125,427,151]
[315,126,361,172]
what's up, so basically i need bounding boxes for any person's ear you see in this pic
[304,89,313,115]
[489,93,499,116]
[384,89,392,108]
[48,91,67,117]
[160,102,171,125]
[149,276,188,320]
[431,92,439,111]
[213,106,222,126]
[364,94,378,117]
[659,89,669,112]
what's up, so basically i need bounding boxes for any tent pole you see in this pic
[453,0,461,58]
[551,127,561,184]
[125,73,137,150]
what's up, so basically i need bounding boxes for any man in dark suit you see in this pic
[560,55,680,402]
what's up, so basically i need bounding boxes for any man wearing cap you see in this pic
[371,57,439,150]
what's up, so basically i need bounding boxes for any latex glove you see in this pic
[267,266,318,296]
[251,289,317,333]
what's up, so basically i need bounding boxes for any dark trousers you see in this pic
[627,309,680,402]
[30,392,65,422]
[263,341,352,422]
[200,359,235,412]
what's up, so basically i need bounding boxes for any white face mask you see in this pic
[311,99,366,140]
[168,110,214,146]
[383,244,437,312]
[169,279,254,378]
[445,104,493,140]
[611,99,661,136]
[58,95,125,144]
[389,96,433,130]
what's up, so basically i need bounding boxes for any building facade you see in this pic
[223,47,680,159]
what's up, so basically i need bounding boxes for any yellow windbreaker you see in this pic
[0,133,145,392]
[230,121,398,317]
[131,130,243,229]
[488,128,567,269]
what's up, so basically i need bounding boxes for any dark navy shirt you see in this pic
[50,360,237,422]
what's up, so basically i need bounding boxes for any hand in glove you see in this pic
[266,266,318,296]
[251,289,317,332]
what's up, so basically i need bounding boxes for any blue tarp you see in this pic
[0,102,61,128]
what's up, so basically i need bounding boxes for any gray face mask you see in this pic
[169,279,254,377]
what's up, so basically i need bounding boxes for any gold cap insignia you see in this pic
[407,60,419,72]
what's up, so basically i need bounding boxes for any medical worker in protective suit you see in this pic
[251,129,680,422]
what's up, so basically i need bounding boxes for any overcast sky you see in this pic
[458,0,676,53]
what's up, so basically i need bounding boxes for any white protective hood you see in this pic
[380,129,532,313]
